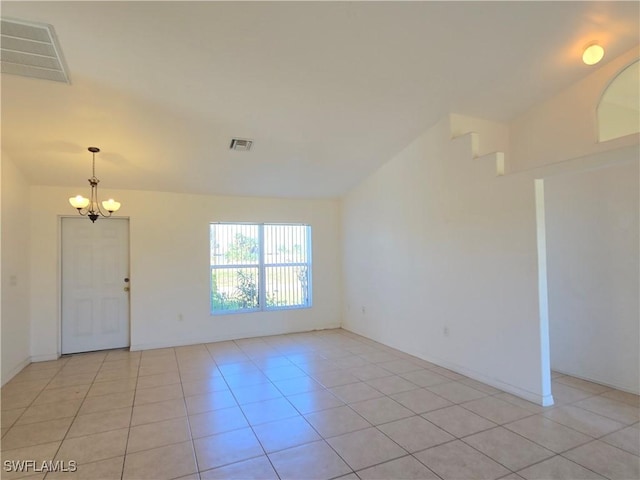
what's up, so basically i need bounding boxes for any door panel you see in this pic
[62,217,130,354]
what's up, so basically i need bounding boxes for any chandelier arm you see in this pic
[93,180,105,217]
[92,181,112,218]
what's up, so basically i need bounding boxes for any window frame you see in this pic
[210,222,312,315]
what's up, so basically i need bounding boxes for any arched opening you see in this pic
[597,60,640,142]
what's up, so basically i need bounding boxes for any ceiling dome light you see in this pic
[583,43,604,65]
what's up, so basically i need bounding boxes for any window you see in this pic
[210,223,312,314]
[597,60,640,142]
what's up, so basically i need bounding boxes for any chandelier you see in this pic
[69,147,121,222]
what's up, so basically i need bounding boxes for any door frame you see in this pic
[58,215,132,356]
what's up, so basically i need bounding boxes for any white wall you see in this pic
[1,153,31,384]
[546,159,639,393]
[508,45,640,395]
[342,116,552,405]
[341,44,640,403]
[510,45,640,172]
[29,186,341,359]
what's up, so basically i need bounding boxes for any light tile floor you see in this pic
[1,329,638,480]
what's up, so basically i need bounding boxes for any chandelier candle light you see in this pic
[69,147,121,222]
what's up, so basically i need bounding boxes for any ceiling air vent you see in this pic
[0,17,70,83]
[229,138,253,151]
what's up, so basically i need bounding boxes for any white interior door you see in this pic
[62,217,130,354]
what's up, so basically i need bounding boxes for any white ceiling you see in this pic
[2,1,638,198]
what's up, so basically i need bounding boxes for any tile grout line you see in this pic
[119,347,144,480]
[2,351,146,476]
[274,366,361,478]
[233,338,293,480]
[267,345,408,478]
[164,348,212,480]
[568,401,639,425]
[46,350,111,479]
[233,339,360,478]
[190,344,232,478]
[2,355,109,458]
[454,433,522,476]
[2,358,69,433]
[197,339,284,479]
[453,394,635,480]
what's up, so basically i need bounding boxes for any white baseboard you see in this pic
[130,324,342,351]
[1,357,31,386]
[423,354,554,406]
[31,353,59,362]
[552,368,639,396]
[1,353,62,386]
[342,325,554,407]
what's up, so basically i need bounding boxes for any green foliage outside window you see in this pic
[225,233,258,263]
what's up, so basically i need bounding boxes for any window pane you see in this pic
[210,223,311,314]
[210,224,259,266]
[264,224,308,265]
[212,267,259,312]
[265,265,309,308]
